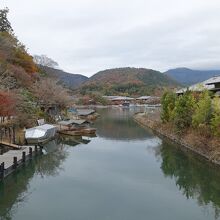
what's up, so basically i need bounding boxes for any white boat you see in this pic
[25,124,57,144]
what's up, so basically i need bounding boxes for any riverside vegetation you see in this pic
[135,89,220,164]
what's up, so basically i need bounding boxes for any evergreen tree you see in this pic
[0,8,13,33]
[173,91,195,133]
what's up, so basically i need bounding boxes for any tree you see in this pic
[13,49,38,74]
[192,90,212,128]
[32,78,71,112]
[211,96,220,137]
[33,55,59,68]
[161,91,176,123]
[0,31,38,75]
[173,91,195,133]
[0,8,13,33]
[0,90,16,119]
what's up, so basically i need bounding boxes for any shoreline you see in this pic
[133,112,220,166]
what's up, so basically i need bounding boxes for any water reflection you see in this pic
[0,139,69,220]
[0,134,96,219]
[0,163,35,220]
[95,107,153,141]
[36,139,69,178]
[97,108,220,219]
[157,140,220,219]
[0,108,220,220]
[59,135,93,146]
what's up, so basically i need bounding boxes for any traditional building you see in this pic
[103,96,134,105]
[176,76,220,96]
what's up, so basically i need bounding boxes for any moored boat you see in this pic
[57,119,96,136]
[81,128,96,135]
[25,124,57,144]
[58,129,82,136]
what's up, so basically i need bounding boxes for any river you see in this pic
[0,107,220,220]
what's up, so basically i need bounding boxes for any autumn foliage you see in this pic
[0,90,16,116]
[0,8,73,128]
[80,68,178,96]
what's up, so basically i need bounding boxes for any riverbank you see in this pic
[134,111,220,166]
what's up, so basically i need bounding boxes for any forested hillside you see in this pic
[79,67,179,96]
[0,8,71,128]
[39,65,88,89]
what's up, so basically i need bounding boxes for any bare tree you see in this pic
[33,55,59,69]
[32,78,72,112]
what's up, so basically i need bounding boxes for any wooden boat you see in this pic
[58,128,96,136]
[58,129,82,136]
[57,119,96,136]
[81,128,96,135]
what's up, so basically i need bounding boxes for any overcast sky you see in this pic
[1,0,220,76]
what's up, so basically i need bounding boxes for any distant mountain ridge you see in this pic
[79,67,179,96]
[39,65,88,89]
[165,68,220,85]
[34,66,220,94]
[88,67,178,85]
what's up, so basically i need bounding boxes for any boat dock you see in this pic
[0,144,43,180]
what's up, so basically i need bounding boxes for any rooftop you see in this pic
[76,109,95,116]
[58,119,88,126]
[205,76,220,85]
[111,96,134,101]
[176,76,220,94]
[136,96,151,100]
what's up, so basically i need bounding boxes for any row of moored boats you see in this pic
[25,115,97,145]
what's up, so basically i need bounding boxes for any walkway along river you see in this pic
[0,107,220,220]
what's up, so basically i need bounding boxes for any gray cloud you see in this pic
[1,0,220,76]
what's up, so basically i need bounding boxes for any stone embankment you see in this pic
[134,112,220,166]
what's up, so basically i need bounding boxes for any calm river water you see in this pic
[0,107,220,220]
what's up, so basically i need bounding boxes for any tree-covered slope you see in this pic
[0,32,38,90]
[39,65,88,89]
[0,8,72,128]
[79,67,179,96]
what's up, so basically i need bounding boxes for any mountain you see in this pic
[79,67,179,96]
[165,68,220,86]
[39,65,88,89]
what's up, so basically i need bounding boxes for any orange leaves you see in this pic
[13,49,38,74]
[0,32,38,77]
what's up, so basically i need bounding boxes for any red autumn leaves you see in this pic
[0,91,16,116]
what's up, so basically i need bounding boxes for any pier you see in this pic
[0,144,43,180]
